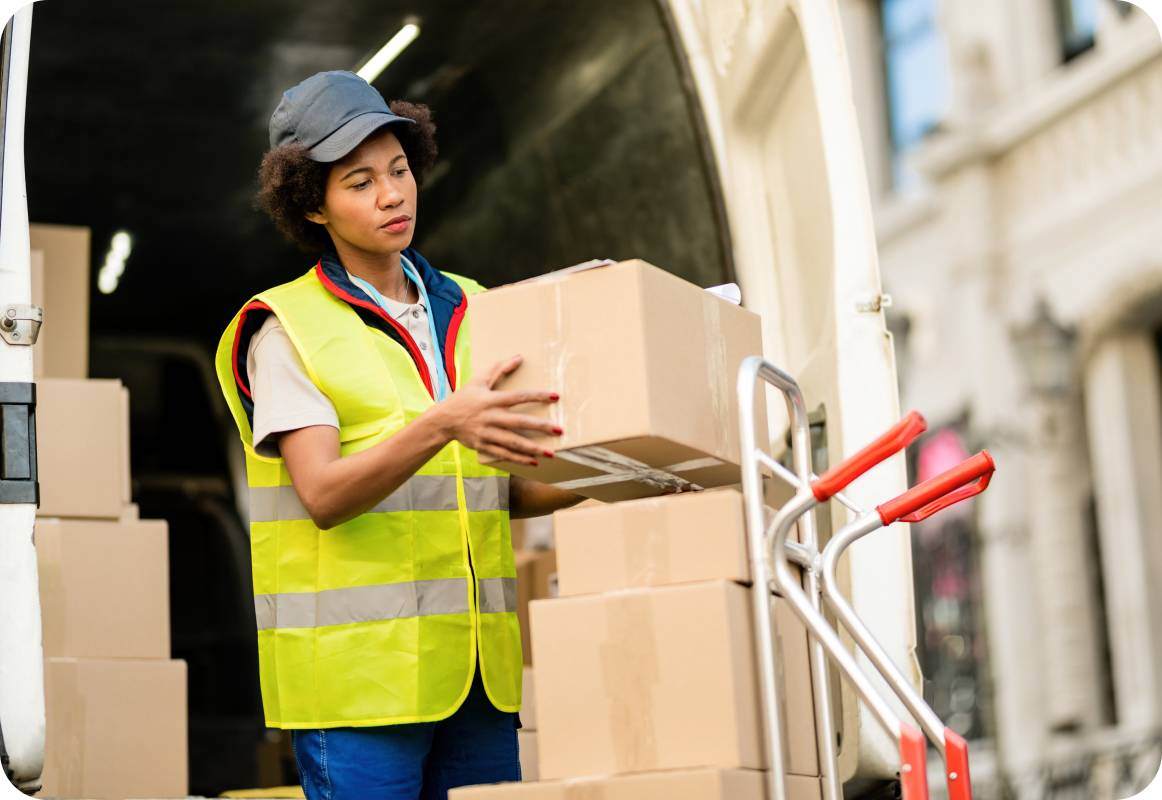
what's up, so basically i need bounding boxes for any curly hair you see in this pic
[256,100,438,253]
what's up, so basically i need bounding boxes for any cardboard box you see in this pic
[510,515,554,551]
[471,261,765,501]
[518,730,538,782]
[520,666,537,730]
[253,730,297,790]
[511,518,527,551]
[773,594,820,775]
[529,581,818,781]
[37,378,131,518]
[530,581,763,779]
[36,518,169,659]
[39,658,188,799]
[449,768,824,799]
[30,224,91,380]
[554,489,750,597]
[516,549,557,664]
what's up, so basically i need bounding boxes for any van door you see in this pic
[0,3,45,793]
[661,0,919,790]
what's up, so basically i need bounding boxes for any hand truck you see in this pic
[738,357,996,800]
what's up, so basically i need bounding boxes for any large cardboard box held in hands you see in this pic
[470,261,765,501]
[36,518,169,659]
[37,378,131,518]
[554,489,750,596]
[30,224,91,379]
[38,658,188,800]
[449,769,823,799]
[530,581,769,779]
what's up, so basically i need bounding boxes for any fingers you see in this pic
[491,411,563,436]
[486,355,523,389]
[482,428,549,462]
[479,440,540,467]
[495,389,560,408]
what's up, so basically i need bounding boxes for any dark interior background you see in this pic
[28,0,732,348]
[26,0,731,793]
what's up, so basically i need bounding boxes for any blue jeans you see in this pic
[291,669,521,800]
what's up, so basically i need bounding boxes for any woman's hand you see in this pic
[509,475,584,518]
[431,355,562,466]
[280,355,560,530]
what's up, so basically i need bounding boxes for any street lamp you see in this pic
[1013,299,1077,396]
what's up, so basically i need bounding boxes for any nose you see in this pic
[377,179,405,209]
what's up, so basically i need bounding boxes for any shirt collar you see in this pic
[341,267,426,320]
[318,246,459,317]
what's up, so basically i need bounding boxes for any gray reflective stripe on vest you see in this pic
[255,576,518,630]
[477,577,519,614]
[249,475,509,523]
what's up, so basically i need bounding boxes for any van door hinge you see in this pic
[854,293,892,313]
[0,303,42,345]
[0,382,37,504]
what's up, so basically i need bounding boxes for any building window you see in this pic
[909,428,995,741]
[1056,0,1098,61]
[881,0,951,186]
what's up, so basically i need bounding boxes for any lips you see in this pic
[383,213,411,232]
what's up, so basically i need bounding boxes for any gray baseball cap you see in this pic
[268,70,415,163]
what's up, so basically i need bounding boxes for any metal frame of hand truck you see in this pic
[738,356,995,800]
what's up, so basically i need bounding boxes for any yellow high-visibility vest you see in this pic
[214,257,521,729]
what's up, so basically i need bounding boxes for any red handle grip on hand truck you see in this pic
[811,411,928,502]
[899,722,930,800]
[944,727,973,800]
[876,451,995,526]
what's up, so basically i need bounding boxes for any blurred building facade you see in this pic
[839,0,1162,797]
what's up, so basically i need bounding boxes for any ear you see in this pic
[305,208,327,225]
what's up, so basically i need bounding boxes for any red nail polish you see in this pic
[552,427,564,435]
[532,460,540,467]
[543,450,555,458]
[549,393,560,401]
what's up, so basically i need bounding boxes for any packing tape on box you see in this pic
[553,446,723,492]
[622,500,670,587]
[601,591,659,773]
[35,523,67,655]
[546,280,569,439]
[702,294,731,456]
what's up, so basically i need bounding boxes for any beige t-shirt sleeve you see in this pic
[245,314,339,458]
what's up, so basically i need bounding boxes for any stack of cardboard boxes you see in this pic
[30,224,189,800]
[452,261,823,798]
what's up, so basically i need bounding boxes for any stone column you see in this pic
[1084,332,1162,731]
[1023,383,1108,731]
[1014,305,1109,733]
[975,441,1047,783]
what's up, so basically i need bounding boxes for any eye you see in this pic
[393,168,410,177]
[351,180,371,190]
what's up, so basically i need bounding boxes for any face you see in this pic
[306,127,417,255]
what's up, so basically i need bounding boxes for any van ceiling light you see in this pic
[97,230,133,295]
[356,22,420,83]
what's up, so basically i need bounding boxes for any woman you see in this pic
[214,70,582,800]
